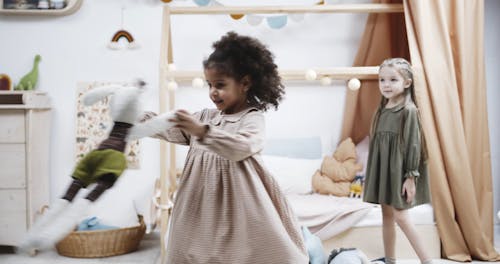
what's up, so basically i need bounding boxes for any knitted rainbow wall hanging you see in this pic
[107,6,140,50]
[107,29,139,50]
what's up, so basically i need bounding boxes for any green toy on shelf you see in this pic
[15,54,41,91]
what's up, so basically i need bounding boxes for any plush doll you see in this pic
[18,79,174,255]
[312,170,352,196]
[302,226,327,264]
[14,54,41,91]
[312,138,363,196]
[328,248,385,264]
[349,175,364,199]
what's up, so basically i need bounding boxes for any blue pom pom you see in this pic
[193,0,210,6]
[267,15,288,29]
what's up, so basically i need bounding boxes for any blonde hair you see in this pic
[370,58,428,160]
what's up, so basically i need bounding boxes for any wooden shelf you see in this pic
[0,0,82,16]
[0,91,51,109]
[166,4,404,15]
[161,66,380,83]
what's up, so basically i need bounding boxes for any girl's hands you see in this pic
[171,110,208,138]
[402,177,416,203]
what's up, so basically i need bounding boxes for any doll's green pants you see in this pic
[72,149,126,187]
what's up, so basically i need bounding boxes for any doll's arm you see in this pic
[127,112,176,141]
[82,85,121,106]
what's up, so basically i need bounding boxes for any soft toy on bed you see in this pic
[18,79,174,255]
[312,138,363,196]
[349,175,364,199]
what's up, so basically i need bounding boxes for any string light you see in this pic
[167,81,178,91]
[305,69,317,81]
[192,77,204,88]
[347,78,361,90]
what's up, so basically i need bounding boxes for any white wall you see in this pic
[0,0,498,226]
[0,0,369,218]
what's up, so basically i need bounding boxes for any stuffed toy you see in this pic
[349,175,364,199]
[312,170,352,196]
[312,138,363,196]
[328,248,383,264]
[18,79,174,255]
[14,54,41,91]
[302,226,327,264]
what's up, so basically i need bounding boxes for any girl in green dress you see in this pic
[363,58,432,264]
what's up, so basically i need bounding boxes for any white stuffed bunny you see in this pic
[18,79,174,255]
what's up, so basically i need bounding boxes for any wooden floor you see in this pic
[0,226,498,264]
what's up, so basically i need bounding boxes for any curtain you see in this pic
[403,0,499,261]
[341,0,499,261]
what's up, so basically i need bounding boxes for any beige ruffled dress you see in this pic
[158,107,308,264]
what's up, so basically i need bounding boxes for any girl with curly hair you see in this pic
[148,32,308,263]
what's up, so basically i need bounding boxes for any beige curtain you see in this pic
[403,0,499,261]
[341,0,499,261]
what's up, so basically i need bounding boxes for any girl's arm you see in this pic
[401,106,422,203]
[174,110,265,161]
[402,106,423,179]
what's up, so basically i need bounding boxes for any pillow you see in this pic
[355,136,370,176]
[333,137,357,161]
[312,170,351,197]
[261,155,322,195]
[263,137,322,159]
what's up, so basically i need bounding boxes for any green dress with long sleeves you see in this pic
[363,103,431,209]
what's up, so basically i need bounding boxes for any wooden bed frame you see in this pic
[157,3,441,262]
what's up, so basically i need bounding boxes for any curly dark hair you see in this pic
[203,31,284,111]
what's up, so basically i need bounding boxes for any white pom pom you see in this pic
[320,76,332,86]
[192,77,204,88]
[167,63,176,71]
[247,15,263,26]
[305,69,317,81]
[348,78,361,90]
[107,42,120,50]
[167,81,178,91]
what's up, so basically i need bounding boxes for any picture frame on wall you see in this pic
[2,0,38,9]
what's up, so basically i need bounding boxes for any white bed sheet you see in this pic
[287,193,435,241]
[287,193,375,240]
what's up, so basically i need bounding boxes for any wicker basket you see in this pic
[55,215,146,258]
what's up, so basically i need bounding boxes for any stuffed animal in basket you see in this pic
[18,79,175,255]
[312,138,363,196]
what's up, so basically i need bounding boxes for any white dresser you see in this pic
[0,91,51,246]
